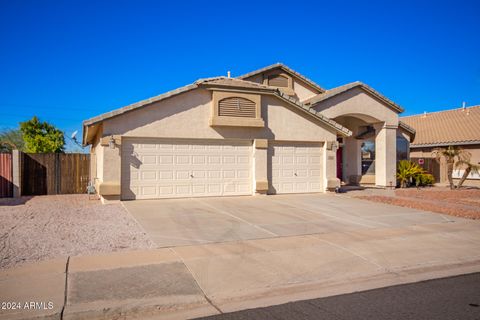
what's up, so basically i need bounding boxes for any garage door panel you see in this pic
[176,171,190,180]
[122,139,252,200]
[142,155,157,164]
[192,155,206,164]
[141,171,156,180]
[282,169,295,178]
[192,184,206,194]
[176,155,189,164]
[311,169,321,177]
[208,156,221,164]
[310,156,321,164]
[192,170,206,178]
[208,184,222,193]
[159,155,173,164]
[296,182,308,192]
[297,169,308,178]
[159,186,173,196]
[141,186,156,196]
[159,171,173,179]
[237,183,251,193]
[296,156,308,164]
[237,170,249,179]
[269,142,323,194]
[310,182,322,191]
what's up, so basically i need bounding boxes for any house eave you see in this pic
[410,141,480,148]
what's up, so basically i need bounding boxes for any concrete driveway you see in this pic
[123,193,457,247]
[5,194,480,320]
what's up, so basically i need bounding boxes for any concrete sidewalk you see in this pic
[1,220,480,320]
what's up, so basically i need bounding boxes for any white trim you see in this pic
[452,169,480,180]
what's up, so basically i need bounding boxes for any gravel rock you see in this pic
[0,195,155,269]
[355,187,480,220]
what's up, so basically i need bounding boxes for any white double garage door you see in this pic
[121,138,323,200]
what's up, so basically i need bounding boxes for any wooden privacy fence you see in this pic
[22,153,90,195]
[0,153,13,198]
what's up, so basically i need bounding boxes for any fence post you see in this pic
[55,153,60,194]
[12,150,22,197]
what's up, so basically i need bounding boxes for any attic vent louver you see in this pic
[218,97,256,118]
[268,74,289,87]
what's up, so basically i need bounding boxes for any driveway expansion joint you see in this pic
[193,198,278,237]
[60,255,70,320]
[168,247,224,315]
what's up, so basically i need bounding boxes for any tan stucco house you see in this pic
[401,105,480,187]
[83,63,414,202]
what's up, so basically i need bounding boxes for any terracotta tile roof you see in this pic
[398,121,417,135]
[237,63,325,93]
[196,76,276,91]
[303,81,404,113]
[83,82,198,127]
[400,105,480,147]
[82,76,352,144]
[198,77,351,136]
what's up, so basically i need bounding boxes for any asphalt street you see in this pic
[196,273,480,320]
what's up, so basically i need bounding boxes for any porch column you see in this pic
[343,137,362,184]
[375,124,397,188]
[254,139,268,195]
[323,140,340,191]
[99,135,122,203]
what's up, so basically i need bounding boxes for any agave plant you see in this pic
[396,160,424,188]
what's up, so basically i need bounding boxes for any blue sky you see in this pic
[1,0,479,150]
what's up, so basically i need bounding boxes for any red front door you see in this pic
[336,147,343,181]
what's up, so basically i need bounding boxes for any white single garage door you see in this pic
[122,139,252,200]
[269,142,323,194]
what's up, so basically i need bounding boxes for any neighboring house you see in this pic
[401,105,480,187]
[83,63,414,203]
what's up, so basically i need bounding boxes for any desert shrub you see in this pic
[397,160,424,188]
[415,173,435,186]
[397,160,435,187]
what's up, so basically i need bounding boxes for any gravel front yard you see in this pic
[0,195,154,269]
[354,187,480,220]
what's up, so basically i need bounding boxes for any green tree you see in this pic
[20,116,65,153]
[0,128,25,152]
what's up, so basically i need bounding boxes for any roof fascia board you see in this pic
[410,141,480,148]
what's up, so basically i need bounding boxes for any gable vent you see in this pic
[268,74,289,87]
[219,97,256,118]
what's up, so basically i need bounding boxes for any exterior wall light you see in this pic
[108,135,115,149]
[331,141,339,152]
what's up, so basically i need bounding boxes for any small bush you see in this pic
[416,173,435,186]
[397,160,436,188]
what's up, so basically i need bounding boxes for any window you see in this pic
[396,136,409,162]
[268,74,289,87]
[361,140,375,175]
[218,97,256,118]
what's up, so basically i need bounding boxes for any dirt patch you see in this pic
[356,187,480,220]
[0,195,155,269]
